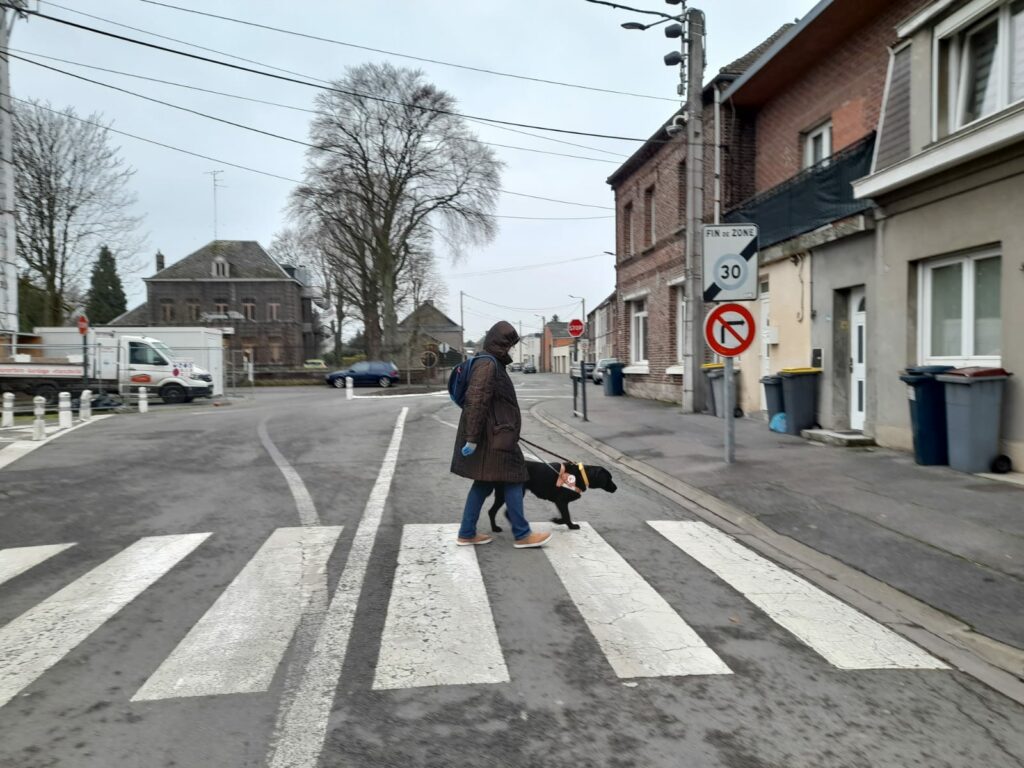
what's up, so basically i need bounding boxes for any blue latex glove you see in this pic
[461,442,477,457]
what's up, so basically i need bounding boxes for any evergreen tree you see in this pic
[85,246,127,323]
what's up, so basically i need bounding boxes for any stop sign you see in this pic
[77,315,89,335]
[568,318,585,338]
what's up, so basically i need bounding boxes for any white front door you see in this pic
[850,288,866,431]
[759,284,771,410]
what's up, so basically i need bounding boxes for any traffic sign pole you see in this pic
[724,356,735,464]
[703,303,755,465]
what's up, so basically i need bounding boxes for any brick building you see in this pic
[607,34,783,401]
[112,241,327,367]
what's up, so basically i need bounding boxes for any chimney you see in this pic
[155,250,165,273]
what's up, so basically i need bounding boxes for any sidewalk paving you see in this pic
[536,391,1024,656]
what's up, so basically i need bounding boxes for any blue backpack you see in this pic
[448,354,497,408]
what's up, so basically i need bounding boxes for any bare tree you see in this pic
[14,100,144,325]
[292,63,501,358]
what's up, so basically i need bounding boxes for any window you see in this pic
[630,300,648,364]
[676,287,687,362]
[921,251,1001,364]
[623,202,635,256]
[242,298,256,321]
[644,186,656,246]
[214,300,228,315]
[159,299,175,322]
[268,337,283,364]
[804,121,833,168]
[937,0,1024,136]
[129,342,167,366]
[267,302,281,321]
[186,300,201,322]
[212,257,229,277]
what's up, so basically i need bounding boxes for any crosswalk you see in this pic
[0,520,947,710]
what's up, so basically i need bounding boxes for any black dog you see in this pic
[487,460,617,532]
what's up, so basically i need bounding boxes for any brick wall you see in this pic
[752,0,919,193]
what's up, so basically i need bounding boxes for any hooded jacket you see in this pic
[450,321,529,483]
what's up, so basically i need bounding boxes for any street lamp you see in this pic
[534,313,546,372]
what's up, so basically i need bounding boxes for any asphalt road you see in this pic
[1,375,1022,768]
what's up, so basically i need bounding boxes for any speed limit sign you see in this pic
[702,224,759,302]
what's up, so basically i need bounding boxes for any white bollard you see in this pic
[58,392,72,429]
[138,386,149,414]
[1,392,13,428]
[345,376,354,400]
[79,389,92,421]
[33,396,46,441]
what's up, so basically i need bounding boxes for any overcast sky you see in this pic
[11,0,816,341]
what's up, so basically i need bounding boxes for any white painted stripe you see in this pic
[132,526,343,701]
[0,415,113,472]
[0,544,75,587]
[258,418,319,526]
[541,523,731,679]
[0,533,210,709]
[373,524,508,690]
[266,407,408,768]
[649,521,948,670]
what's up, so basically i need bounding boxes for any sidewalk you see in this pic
[535,391,1024,659]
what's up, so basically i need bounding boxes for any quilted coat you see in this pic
[450,321,529,483]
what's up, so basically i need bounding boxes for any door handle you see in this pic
[849,357,854,373]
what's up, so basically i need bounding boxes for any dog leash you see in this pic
[519,437,590,492]
[519,437,572,464]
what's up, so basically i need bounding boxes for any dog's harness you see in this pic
[519,437,589,495]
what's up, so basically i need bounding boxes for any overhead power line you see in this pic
[10,49,619,164]
[14,7,652,144]
[137,0,677,103]
[42,2,629,159]
[463,293,584,312]
[453,252,610,278]
[10,53,614,209]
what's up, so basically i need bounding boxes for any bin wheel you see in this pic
[733,407,744,418]
[991,455,1013,474]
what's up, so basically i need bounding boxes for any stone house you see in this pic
[394,300,464,371]
[853,0,1024,468]
[111,241,327,367]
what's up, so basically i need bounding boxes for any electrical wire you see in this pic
[10,53,615,210]
[15,6,652,144]
[136,0,676,103]
[463,293,582,312]
[3,93,610,219]
[452,252,610,277]
[9,49,619,164]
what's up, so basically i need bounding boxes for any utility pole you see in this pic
[204,169,224,242]
[0,3,26,339]
[682,9,706,414]
[459,290,466,360]
[518,320,523,363]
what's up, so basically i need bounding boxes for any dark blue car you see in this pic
[326,361,400,389]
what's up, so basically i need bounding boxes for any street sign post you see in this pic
[702,224,759,303]
[567,319,587,422]
[704,303,756,466]
[77,314,89,385]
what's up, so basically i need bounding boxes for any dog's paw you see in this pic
[567,523,581,530]
[550,516,567,525]
[490,525,503,533]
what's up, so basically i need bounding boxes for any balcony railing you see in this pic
[724,133,875,249]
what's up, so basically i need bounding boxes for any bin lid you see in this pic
[899,374,929,385]
[905,365,955,375]
[701,363,724,370]
[780,367,823,375]
[941,366,1012,378]
[760,375,782,383]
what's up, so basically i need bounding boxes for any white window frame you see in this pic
[918,248,1002,366]
[630,299,648,365]
[645,186,656,246]
[933,0,1024,139]
[803,120,833,168]
[268,302,281,321]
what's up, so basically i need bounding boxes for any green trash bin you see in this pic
[603,362,625,396]
[936,367,1012,473]
[780,368,822,436]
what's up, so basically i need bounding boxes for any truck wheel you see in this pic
[160,384,186,405]
[33,383,59,404]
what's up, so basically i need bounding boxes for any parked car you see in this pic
[510,362,523,372]
[592,358,619,384]
[303,359,327,369]
[569,362,596,380]
[523,363,537,374]
[325,361,400,388]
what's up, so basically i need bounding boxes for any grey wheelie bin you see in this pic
[899,365,954,465]
[936,367,1012,473]
[780,368,822,436]
[761,375,784,421]
[702,363,723,416]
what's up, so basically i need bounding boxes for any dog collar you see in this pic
[577,463,590,491]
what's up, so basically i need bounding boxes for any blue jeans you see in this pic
[459,481,531,541]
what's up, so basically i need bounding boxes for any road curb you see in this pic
[0,415,115,472]
[531,402,1024,706]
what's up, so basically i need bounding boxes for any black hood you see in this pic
[482,321,519,366]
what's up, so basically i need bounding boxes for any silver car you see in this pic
[592,358,619,384]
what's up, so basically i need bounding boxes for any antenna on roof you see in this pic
[204,169,225,242]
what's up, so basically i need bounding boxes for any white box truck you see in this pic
[1,330,212,404]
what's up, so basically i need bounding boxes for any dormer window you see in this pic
[213,257,229,278]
